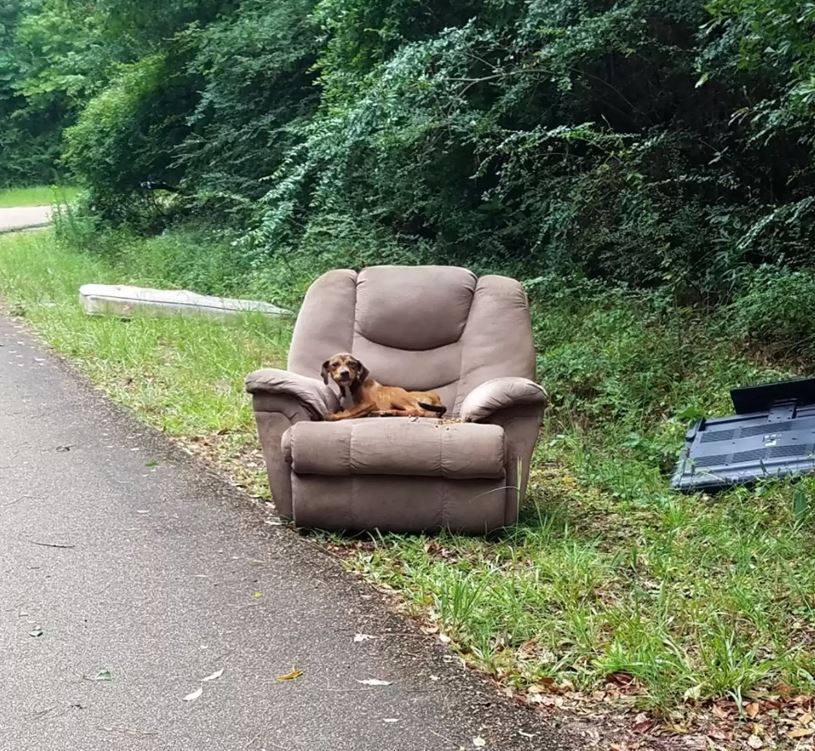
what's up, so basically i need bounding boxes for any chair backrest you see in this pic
[288,265,536,414]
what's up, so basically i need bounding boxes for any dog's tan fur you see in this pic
[321,352,447,421]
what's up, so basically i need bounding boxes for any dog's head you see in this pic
[321,353,369,388]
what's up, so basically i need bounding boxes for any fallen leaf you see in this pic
[183,687,203,702]
[473,737,486,748]
[535,694,564,707]
[712,703,730,720]
[530,676,556,692]
[800,712,813,725]
[606,671,635,687]
[28,628,43,637]
[93,670,112,681]
[517,638,538,659]
[383,718,398,723]
[746,702,760,719]
[683,684,703,702]
[632,712,653,734]
[747,734,763,749]
[357,678,392,686]
[788,727,815,739]
[353,634,373,643]
[276,668,303,681]
[201,668,224,682]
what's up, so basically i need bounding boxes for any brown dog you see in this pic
[321,352,447,421]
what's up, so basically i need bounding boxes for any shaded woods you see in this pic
[1,0,814,305]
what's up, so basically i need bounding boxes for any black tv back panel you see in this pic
[731,377,815,415]
[672,377,815,491]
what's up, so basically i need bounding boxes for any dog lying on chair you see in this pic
[321,352,447,421]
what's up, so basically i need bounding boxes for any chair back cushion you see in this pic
[287,265,535,413]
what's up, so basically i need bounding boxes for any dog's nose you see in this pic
[339,369,350,378]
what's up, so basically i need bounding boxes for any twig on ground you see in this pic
[99,726,158,737]
[25,538,76,549]
[1,495,30,508]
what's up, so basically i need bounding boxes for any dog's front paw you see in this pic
[326,412,344,422]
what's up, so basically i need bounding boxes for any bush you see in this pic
[176,0,319,225]
[63,54,194,228]
[724,266,815,356]
[6,0,815,305]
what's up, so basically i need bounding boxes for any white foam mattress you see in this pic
[79,284,291,319]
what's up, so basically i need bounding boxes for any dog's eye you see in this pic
[330,361,339,368]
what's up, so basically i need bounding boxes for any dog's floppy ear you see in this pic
[355,359,370,386]
[320,359,330,385]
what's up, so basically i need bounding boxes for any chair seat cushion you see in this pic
[283,418,505,479]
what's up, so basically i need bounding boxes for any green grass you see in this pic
[338,291,815,717]
[0,185,80,208]
[0,229,291,493]
[2,229,815,729]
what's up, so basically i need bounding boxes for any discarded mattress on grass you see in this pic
[79,284,291,320]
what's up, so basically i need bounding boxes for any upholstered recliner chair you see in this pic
[245,266,546,534]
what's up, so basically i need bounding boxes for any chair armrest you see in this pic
[245,368,338,420]
[461,378,547,527]
[460,377,547,423]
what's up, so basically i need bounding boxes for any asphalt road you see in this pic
[0,205,52,233]
[0,312,570,750]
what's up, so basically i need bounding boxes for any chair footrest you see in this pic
[292,474,508,534]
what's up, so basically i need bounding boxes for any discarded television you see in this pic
[672,377,815,492]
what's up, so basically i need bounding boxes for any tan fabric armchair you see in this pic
[246,265,546,534]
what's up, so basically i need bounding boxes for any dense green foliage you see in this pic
[2,0,815,300]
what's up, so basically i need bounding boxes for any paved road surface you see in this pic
[0,205,52,233]
[0,313,569,750]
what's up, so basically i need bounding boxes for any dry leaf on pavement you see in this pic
[357,678,392,686]
[276,668,303,681]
